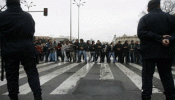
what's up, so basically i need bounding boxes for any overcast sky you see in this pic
[2,0,153,42]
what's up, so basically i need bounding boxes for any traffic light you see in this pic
[44,8,48,16]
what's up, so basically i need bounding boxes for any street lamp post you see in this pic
[73,0,86,42]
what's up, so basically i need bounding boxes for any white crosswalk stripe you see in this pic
[3,63,79,95]
[116,63,162,93]
[100,63,114,80]
[129,63,175,85]
[0,62,55,77]
[1,62,168,96]
[50,63,94,94]
[19,62,55,72]
[0,62,66,86]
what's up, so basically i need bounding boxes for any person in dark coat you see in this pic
[114,41,123,63]
[101,42,110,63]
[85,40,92,62]
[134,41,140,64]
[108,42,116,63]
[95,40,102,63]
[90,41,96,62]
[129,40,135,63]
[0,0,42,100]
[74,39,79,62]
[56,42,63,62]
[138,0,175,100]
[121,40,130,64]
[45,39,52,62]
[78,39,87,63]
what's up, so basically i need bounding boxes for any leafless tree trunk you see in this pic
[140,0,175,17]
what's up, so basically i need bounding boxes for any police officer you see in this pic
[0,0,42,100]
[138,0,175,99]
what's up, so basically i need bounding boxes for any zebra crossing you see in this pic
[0,61,175,99]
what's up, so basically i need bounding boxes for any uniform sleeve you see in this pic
[168,16,175,42]
[137,17,162,43]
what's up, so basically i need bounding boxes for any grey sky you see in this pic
[2,0,152,42]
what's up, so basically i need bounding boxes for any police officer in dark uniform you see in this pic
[138,0,175,99]
[0,0,42,100]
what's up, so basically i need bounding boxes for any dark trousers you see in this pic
[130,52,135,63]
[115,51,122,62]
[101,52,109,62]
[95,51,102,62]
[134,52,140,64]
[142,58,175,100]
[66,51,70,61]
[121,52,129,63]
[57,51,63,61]
[45,51,50,62]
[4,58,42,100]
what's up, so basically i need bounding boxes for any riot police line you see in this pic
[34,39,142,64]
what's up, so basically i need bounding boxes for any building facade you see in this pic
[114,34,140,44]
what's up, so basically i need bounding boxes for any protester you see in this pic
[129,40,135,63]
[78,39,87,63]
[90,41,96,62]
[74,39,79,62]
[114,41,122,63]
[95,40,102,63]
[121,40,130,64]
[85,40,92,62]
[134,41,140,64]
[108,42,116,63]
[101,42,110,63]
[56,42,63,62]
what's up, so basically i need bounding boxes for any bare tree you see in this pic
[162,0,175,15]
[139,0,175,17]
[20,0,36,12]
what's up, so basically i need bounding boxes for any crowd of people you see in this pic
[34,39,141,64]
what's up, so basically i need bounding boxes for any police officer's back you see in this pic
[138,0,175,100]
[0,0,42,100]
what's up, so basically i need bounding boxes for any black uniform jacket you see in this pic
[0,6,37,58]
[137,8,175,60]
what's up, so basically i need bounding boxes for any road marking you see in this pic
[3,63,80,95]
[50,63,94,94]
[100,63,114,80]
[129,63,175,86]
[116,63,162,93]
[19,62,55,72]
[0,62,66,86]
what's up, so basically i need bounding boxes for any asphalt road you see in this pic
[0,60,174,100]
